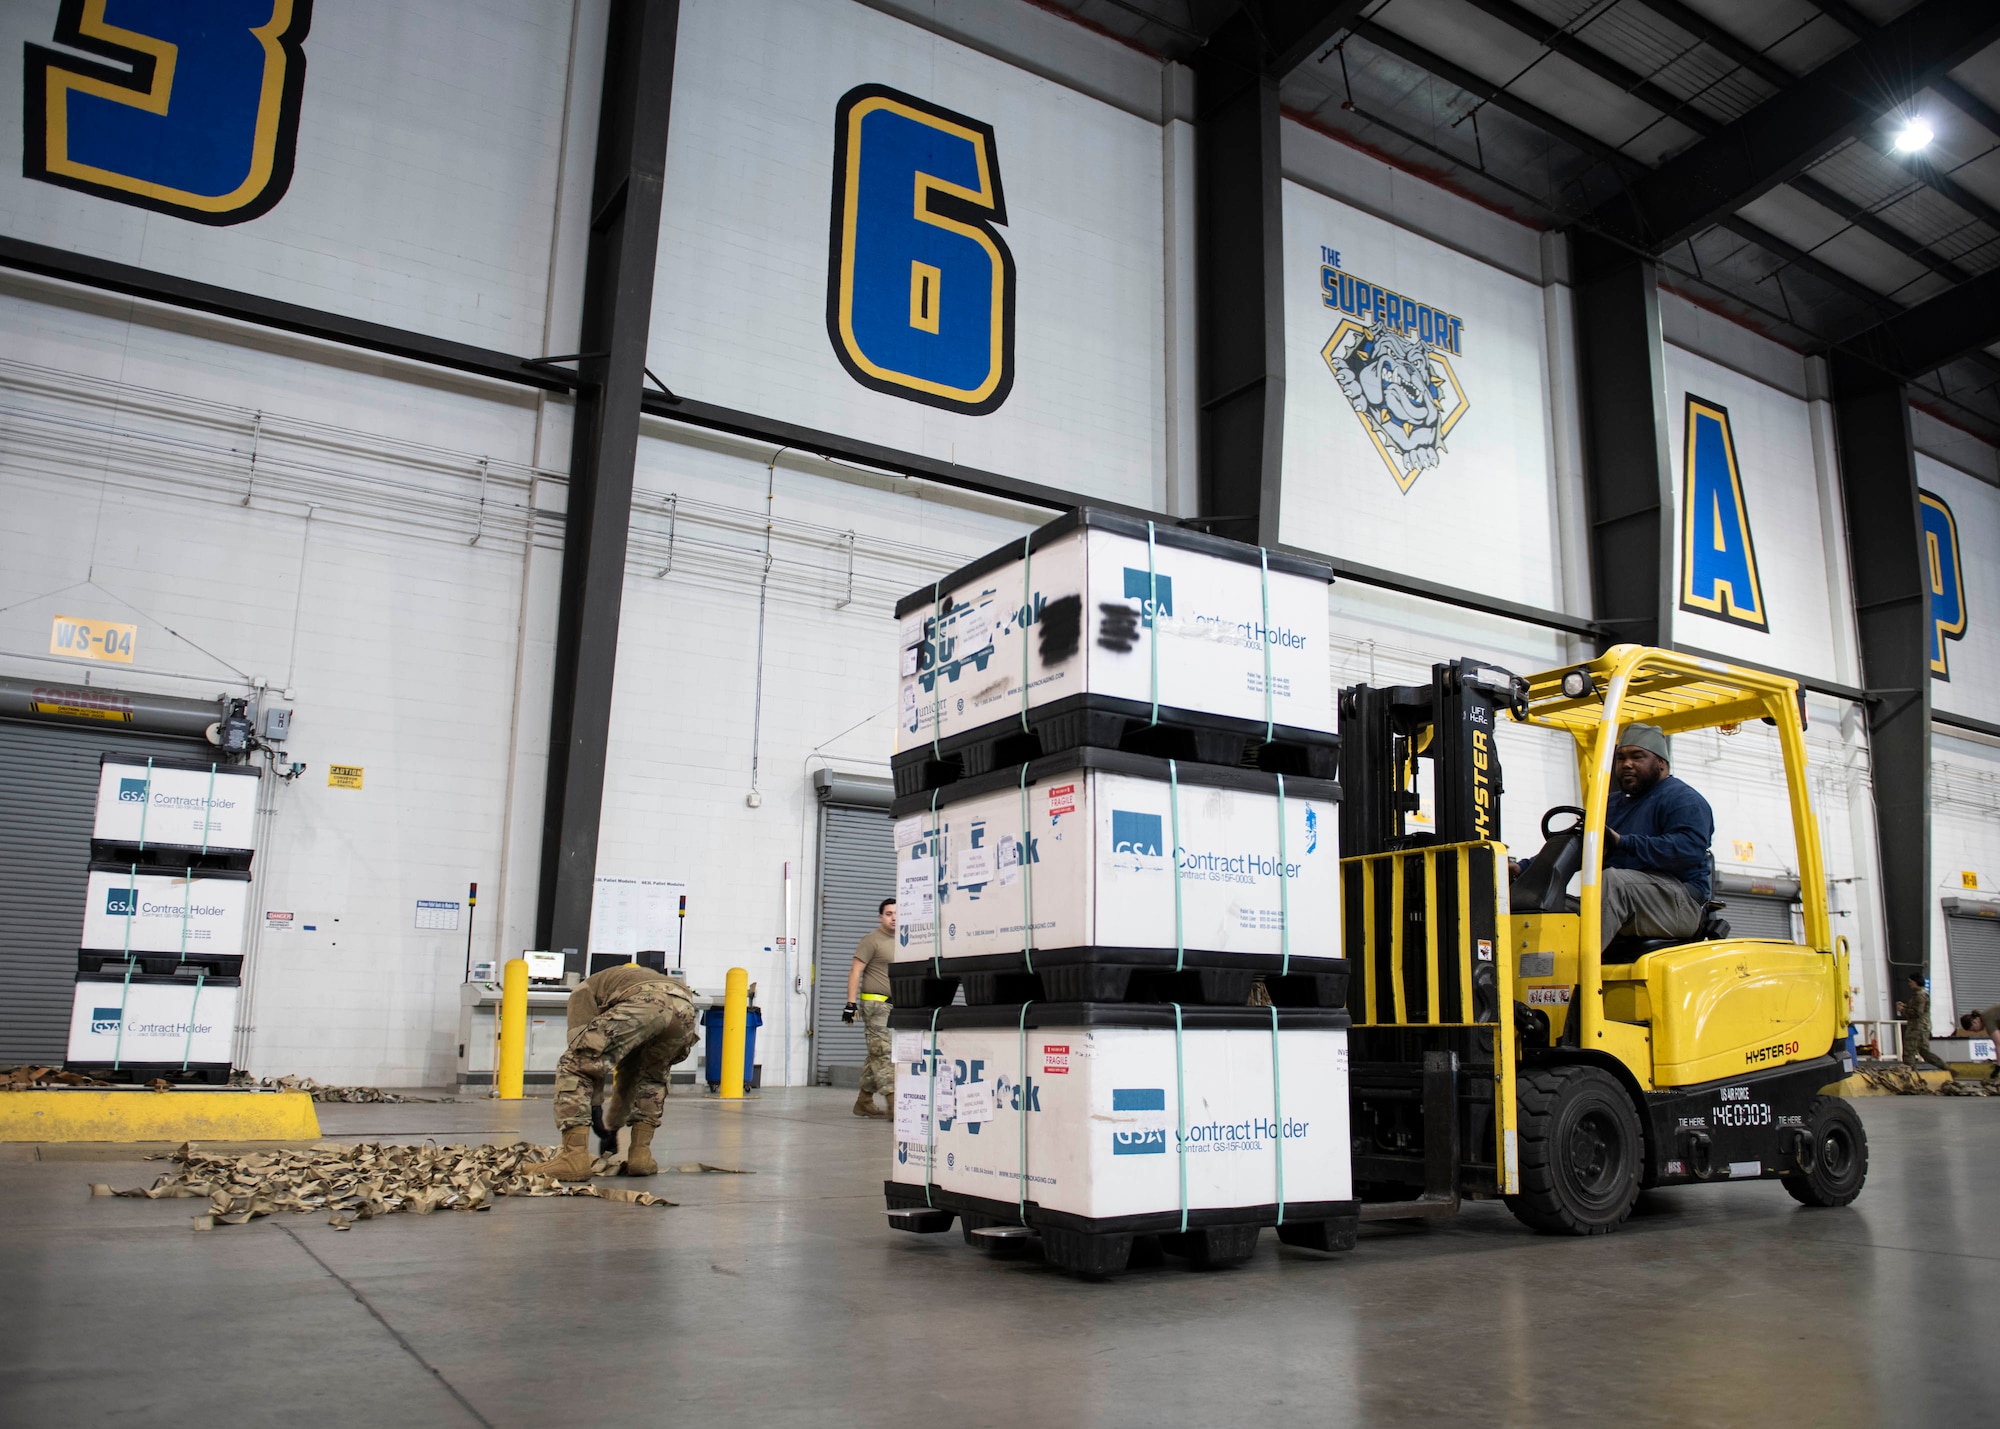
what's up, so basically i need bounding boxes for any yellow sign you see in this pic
[1732,840,1754,862]
[327,765,365,790]
[49,615,135,665]
[1964,871,1980,890]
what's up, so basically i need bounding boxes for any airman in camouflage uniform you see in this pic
[1898,974,1950,1073]
[527,964,698,1181]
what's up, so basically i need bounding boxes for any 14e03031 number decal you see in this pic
[826,84,1015,414]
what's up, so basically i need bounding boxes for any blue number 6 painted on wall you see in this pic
[24,0,312,225]
[826,84,1015,415]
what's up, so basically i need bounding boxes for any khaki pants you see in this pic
[858,999,894,1097]
[1568,868,1703,953]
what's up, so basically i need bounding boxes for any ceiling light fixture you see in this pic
[1893,116,1935,153]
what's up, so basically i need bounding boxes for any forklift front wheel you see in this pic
[1781,1096,1869,1208]
[1508,1066,1643,1235]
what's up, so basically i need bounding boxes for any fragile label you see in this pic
[1043,1043,1070,1075]
[1526,986,1571,1006]
[1047,784,1075,817]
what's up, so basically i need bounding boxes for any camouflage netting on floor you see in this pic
[1857,1067,2000,1096]
[244,1075,445,1103]
[88,1141,752,1228]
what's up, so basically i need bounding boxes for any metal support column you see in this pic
[536,0,679,970]
[1830,352,1931,988]
[1570,232,1674,651]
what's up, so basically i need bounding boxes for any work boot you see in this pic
[526,1126,595,1181]
[622,1122,659,1176]
[854,1090,889,1119]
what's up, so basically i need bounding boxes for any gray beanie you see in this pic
[1617,723,1670,762]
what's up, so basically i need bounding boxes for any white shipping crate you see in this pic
[93,757,260,853]
[80,865,252,956]
[888,1007,1352,1223]
[895,510,1333,755]
[892,750,1339,965]
[66,975,238,1067]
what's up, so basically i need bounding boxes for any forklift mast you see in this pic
[1339,659,1528,858]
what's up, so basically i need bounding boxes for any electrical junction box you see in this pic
[80,864,252,957]
[92,756,259,853]
[260,706,292,740]
[892,508,1334,757]
[888,1004,1352,1223]
[889,748,1340,967]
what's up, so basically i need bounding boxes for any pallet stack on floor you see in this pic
[65,755,259,1085]
[880,509,1359,1275]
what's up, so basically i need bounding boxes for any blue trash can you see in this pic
[702,1005,762,1089]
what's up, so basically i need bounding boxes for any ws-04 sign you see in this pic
[24,0,313,224]
[827,84,1015,415]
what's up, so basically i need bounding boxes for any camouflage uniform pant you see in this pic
[1903,1021,1950,1072]
[554,984,698,1132]
[858,999,894,1098]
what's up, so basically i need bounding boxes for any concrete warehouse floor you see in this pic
[3,1089,1993,1428]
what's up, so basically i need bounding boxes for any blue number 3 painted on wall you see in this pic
[24,0,311,225]
[826,84,1015,415]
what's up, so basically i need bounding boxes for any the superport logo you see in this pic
[1744,1040,1799,1067]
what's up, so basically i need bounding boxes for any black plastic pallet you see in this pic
[892,693,1339,799]
[884,1182,1359,1277]
[890,951,1348,1010]
[88,843,254,874]
[64,1063,234,1086]
[78,952,244,978]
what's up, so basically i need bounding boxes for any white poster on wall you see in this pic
[651,0,1168,509]
[1280,184,1561,609]
[588,876,687,957]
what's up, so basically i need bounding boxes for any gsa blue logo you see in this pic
[105,887,137,917]
[25,1,313,225]
[1111,810,1162,858]
[1678,396,1768,631]
[91,1006,121,1034]
[1110,1088,1166,1155]
[1121,569,1173,627]
[827,84,1015,414]
[118,777,149,803]
[1920,491,1967,680]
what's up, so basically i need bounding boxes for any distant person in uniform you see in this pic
[1898,974,1949,1072]
[527,963,698,1181]
[841,898,896,1119]
[1579,724,1715,953]
[1959,1005,2000,1069]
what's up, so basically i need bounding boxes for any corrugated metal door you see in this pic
[0,719,206,1062]
[1720,891,1795,941]
[813,802,894,1084]
[1945,910,2000,1012]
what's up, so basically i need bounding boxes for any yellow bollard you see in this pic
[497,957,529,1100]
[720,966,750,1099]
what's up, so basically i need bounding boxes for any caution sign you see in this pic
[327,765,365,790]
[50,615,136,665]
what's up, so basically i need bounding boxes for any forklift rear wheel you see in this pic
[1508,1066,1643,1235]
[1781,1096,1868,1208]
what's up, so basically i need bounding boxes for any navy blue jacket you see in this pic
[1606,775,1713,905]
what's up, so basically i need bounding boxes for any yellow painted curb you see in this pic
[0,1090,321,1142]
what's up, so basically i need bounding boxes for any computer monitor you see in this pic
[522,950,565,982]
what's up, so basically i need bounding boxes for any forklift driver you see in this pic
[1571,723,1714,953]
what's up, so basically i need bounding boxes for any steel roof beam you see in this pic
[1836,262,2000,378]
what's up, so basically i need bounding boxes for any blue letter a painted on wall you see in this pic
[1679,395,1768,631]
[1920,491,1967,680]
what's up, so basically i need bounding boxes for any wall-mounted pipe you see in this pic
[0,676,222,738]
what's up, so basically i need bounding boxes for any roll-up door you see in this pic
[813,802,895,1085]
[1944,907,2000,1014]
[1720,892,1796,941]
[0,720,207,1062]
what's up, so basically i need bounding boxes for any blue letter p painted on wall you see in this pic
[1678,395,1768,631]
[826,84,1015,415]
[24,0,312,225]
[1920,490,1967,680]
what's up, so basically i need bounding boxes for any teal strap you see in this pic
[1277,773,1291,977]
[111,956,135,1071]
[182,970,207,1072]
[136,757,153,849]
[929,581,944,759]
[177,868,193,964]
[1017,1000,1033,1225]
[1169,760,1185,972]
[200,764,217,855]
[121,863,137,960]
[1017,763,1035,975]
[1269,1005,1286,1226]
[929,787,943,976]
[1172,1002,1188,1233]
[1258,547,1275,743]
[1147,521,1161,727]
[1019,535,1033,734]
[924,1006,942,1207]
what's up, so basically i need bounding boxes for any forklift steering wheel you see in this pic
[1542,805,1586,838]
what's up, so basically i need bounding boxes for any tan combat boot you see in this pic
[526,1126,595,1181]
[854,1089,889,1118]
[622,1121,659,1176]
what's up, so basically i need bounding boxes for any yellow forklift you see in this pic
[1339,644,1865,1234]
